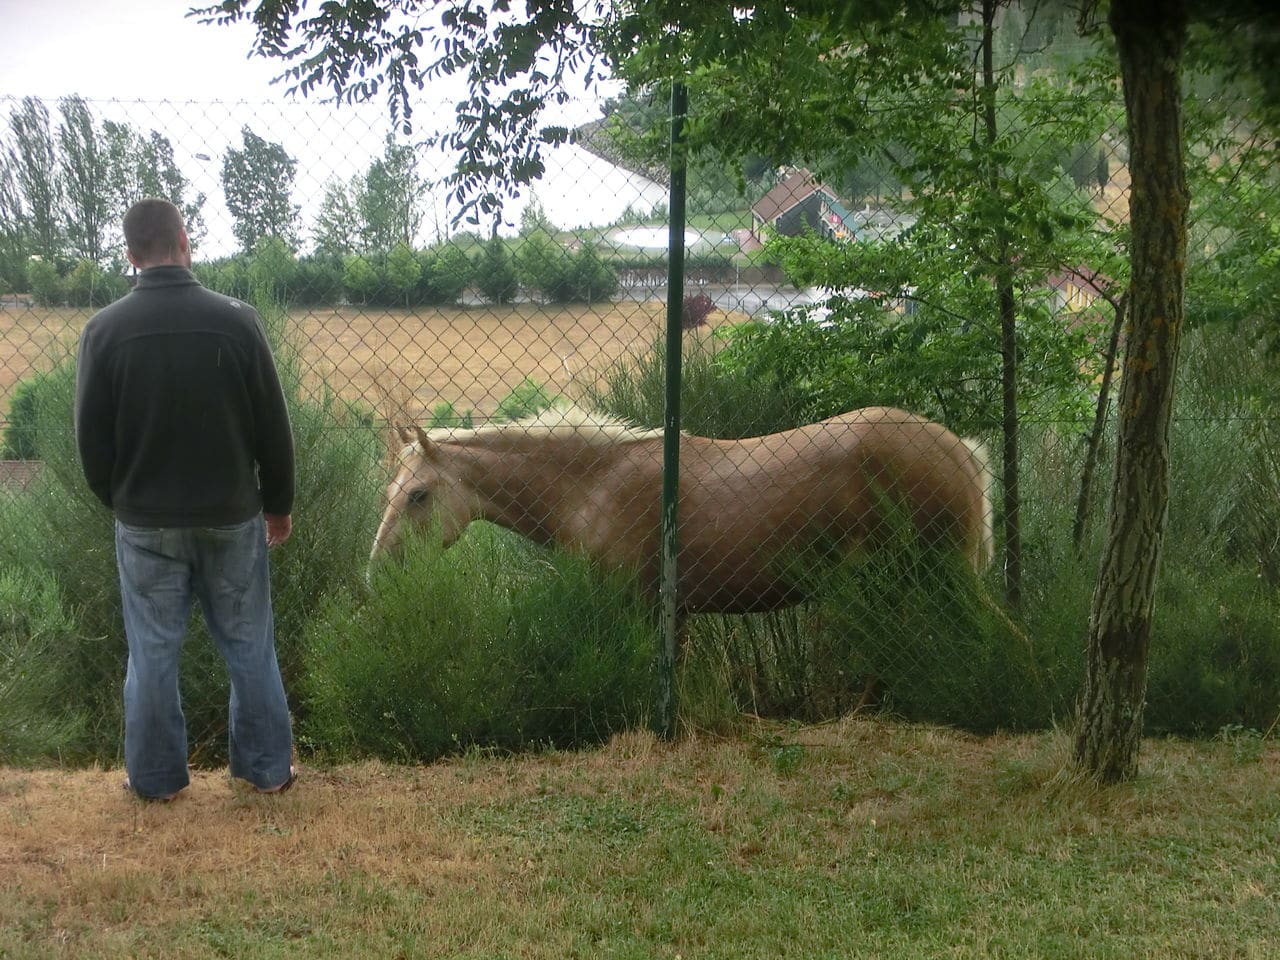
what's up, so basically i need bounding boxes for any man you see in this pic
[75,198,296,801]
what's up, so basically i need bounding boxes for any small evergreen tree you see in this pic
[343,254,382,306]
[476,235,518,304]
[516,229,573,302]
[26,257,61,307]
[416,243,473,304]
[63,258,127,307]
[569,242,618,303]
[385,241,421,306]
[248,236,297,305]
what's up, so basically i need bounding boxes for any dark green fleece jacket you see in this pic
[74,266,295,527]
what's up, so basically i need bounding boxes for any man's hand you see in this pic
[265,513,292,547]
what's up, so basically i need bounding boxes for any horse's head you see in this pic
[369,424,480,570]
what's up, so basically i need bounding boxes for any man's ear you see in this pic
[125,248,141,269]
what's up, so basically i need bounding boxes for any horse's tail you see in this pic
[962,437,995,572]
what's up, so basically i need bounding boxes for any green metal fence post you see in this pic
[657,81,688,740]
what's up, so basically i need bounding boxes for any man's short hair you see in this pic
[123,198,186,264]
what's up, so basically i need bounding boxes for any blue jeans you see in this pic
[115,515,292,797]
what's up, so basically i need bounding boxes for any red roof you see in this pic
[752,169,828,223]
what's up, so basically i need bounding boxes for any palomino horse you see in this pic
[369,406,992,614]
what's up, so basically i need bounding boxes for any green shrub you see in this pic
[0,566,87,762]
[27,257,62,307]
[416,243,474,305]
[687,493,1048,732]
[426,401,473,429]
[0,296,386,763]
[302,527,655,761]
[342,254,383,306]
[1145,567,1280,735]
[475,236,518,304]
[248,236,297,304]
[580,331,806,439]
[289,254,345,306]
[62,259,128,307]
[194,256,252,300]
[0,242,27,295]
[2,367,64,459]
[569,242,618,302]
[385,242,421,306]
[494,377,558,422]
[516,230,574,302]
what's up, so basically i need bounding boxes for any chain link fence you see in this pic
[2,92,1277,766]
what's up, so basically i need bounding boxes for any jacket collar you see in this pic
[133,265,199,290]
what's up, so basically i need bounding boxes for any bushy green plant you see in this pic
[194,256,252,300]
[2,367,63,459]
[1145,567,1280,734]
[26,257,62,307]
[516,229,574,302]
[289,254,346,306]
[248,236,298,304]
[569,242,618,302]
[0,296,386,763]
[384,242,421,306]
[580,330,806,439]
[812,547,1046,732]
[475,235,518,304]
[0,566,87,762]
[416,243,474,305]
[342,253,383,306]
[494,377,558,422]
[302,527,654,761]
[0,241,27,295]
[62,259,128,307]
[426,401,473,429]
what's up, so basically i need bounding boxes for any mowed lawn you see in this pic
[2,720,1277,959]
[0,299,730,425]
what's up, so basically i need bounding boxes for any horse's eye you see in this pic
[406,487,431,507]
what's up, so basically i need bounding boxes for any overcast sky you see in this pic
[0,1,665,252]
[0,0,286,101]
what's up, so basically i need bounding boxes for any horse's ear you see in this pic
[413,424,437,457]
[395,423,415,446]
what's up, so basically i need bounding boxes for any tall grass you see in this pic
[0,566,86,761]
[590,321,1280,736]
[0,297,387,763]
[303,526,656,761]
[578,329,807,438]
[1,305,1276,763]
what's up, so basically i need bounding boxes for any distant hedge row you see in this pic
[19,234,741,309]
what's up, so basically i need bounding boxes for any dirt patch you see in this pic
[0,301,739,424]
[291,300,698,422]
[0,305,90,413]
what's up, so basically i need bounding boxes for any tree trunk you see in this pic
[1073,0,1189,783]
[1072,291,1127,556]
[981,0,1022,609]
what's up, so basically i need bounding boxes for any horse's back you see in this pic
[672,408,991,607]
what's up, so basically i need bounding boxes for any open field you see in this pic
[0,304,90,415]
[0,300,741,426]
[2,720,1277,959]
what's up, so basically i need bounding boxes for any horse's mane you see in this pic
[421,404,664,448]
